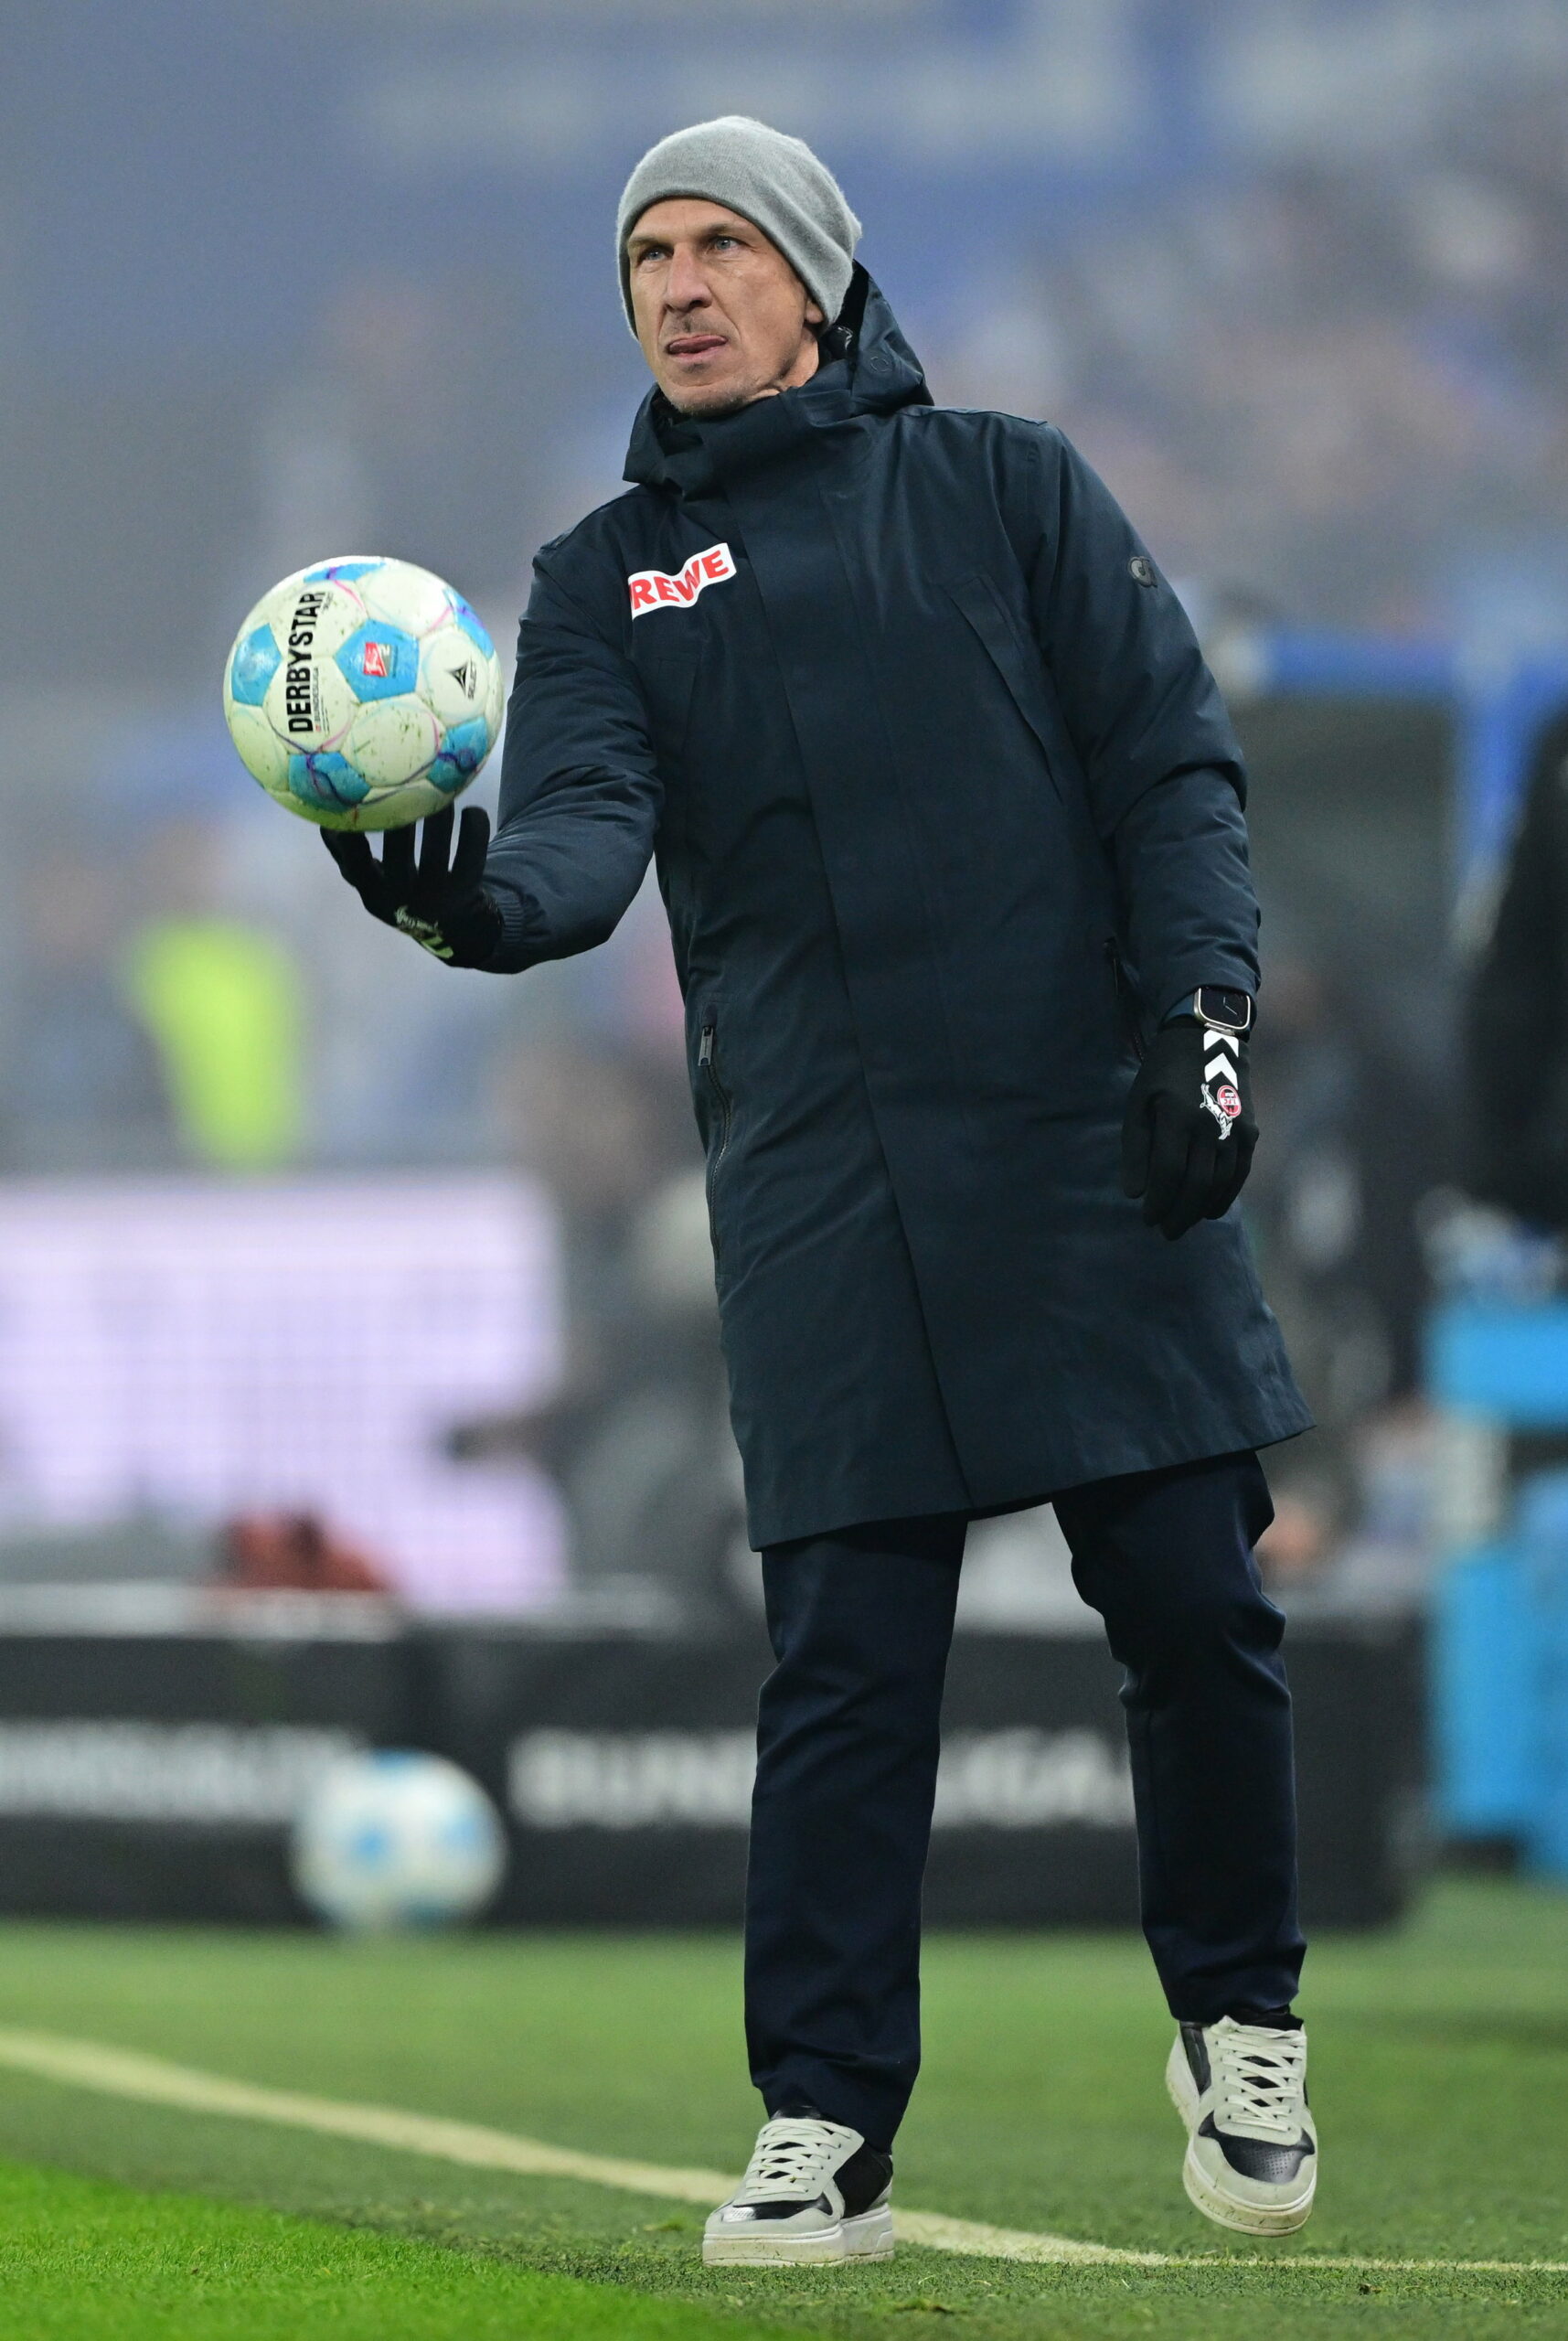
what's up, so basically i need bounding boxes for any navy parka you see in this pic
[487,271,1308,1547]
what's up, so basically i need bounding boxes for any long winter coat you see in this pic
[486,271,1308,1546]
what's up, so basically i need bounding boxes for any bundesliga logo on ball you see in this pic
[222,556,507,830]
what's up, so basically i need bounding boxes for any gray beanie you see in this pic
[617,115,861,334]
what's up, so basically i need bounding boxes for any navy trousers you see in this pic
[744,1450,1305,2151]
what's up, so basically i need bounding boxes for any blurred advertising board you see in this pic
[0,1179,563,1610]
[431,1617,1424,1931]
[0,1591,404,1920]
[0,1605,1421,1927]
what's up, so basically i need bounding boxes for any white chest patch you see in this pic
[628,542,737,617]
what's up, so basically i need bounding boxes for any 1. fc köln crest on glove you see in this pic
[1201,1031,1244,1140]
[1120,1012,1258,1240]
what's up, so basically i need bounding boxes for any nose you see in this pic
[664,243,711,315]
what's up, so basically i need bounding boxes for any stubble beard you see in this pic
[666,386,754,421]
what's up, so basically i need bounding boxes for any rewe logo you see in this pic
[628,541,736,617]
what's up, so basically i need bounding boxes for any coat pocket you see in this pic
[942,571,1068,807]
[1104,937,1148,1063]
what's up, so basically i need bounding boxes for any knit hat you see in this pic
[616,116,861,334]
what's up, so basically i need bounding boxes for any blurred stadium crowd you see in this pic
[952,89,1568,640]
[4,0,1568,1612]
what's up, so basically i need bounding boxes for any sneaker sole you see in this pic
[1166,2044,1316,2238]
[1180,2140,1316,2236]
[702,2204,895,2267]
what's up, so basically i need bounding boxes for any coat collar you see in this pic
[623,267,931,498]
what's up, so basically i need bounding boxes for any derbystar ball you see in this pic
[222,556,506,831]
[291,1749,507,1931]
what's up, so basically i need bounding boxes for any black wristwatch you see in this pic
[1182,985,1253,1035]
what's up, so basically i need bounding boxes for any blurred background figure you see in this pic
[4,844,176,1174]
[1463,701,1568,1235]
[449,1038,743,1622]
[1245,955,1446,1584]
[123,815,305,1172]
[219,1511,391,1596]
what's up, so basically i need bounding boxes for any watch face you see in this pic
[1197,987,1252,1032]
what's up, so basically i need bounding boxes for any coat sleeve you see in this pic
[481,547,662,974]
[1020,425,1258,1022]
[1462,712,1568,1224]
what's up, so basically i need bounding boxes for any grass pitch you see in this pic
[0,1879,1562,2337]
[0,2159,804,2341]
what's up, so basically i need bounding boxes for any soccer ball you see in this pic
[222,556,507,831]
[291,1749,507,1931]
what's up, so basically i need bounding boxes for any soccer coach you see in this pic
[326,118,1318,2254]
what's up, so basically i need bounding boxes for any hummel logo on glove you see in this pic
[1200,1026,1246,1139]
[1121,999,1258,1241]
[321,804,503,969]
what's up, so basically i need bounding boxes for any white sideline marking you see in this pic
[0,2027,1563,2278]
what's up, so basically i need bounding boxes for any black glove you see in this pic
[1121,1015,1257,1240]
[321,805,502,968]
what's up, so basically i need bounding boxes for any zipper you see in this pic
[698,1021,733,1158]
[1104,938,1147,1062]
[699,1020,733,1260]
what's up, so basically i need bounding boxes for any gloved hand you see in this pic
[321,805,502,968]
[1121,1015,1257,1240]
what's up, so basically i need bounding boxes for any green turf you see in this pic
[0,2156,805,2339]
[0,1879,1562,2337]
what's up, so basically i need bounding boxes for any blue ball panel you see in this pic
[429,715,491,793]
[288,751,369,809]
[438,1808,487,1853]
[449,597,496,658]
[347,1822,393,1869]
[336,622,421,701]
[305,559,384,583]
[229,625,281,707]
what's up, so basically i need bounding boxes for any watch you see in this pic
[1189,986,1253,1034]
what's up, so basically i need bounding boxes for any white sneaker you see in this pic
[703,2114,895,2266]
[1167,2016,1317,2236]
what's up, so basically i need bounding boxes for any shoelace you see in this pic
[732,2116,856,2203]
[1210,2024,1308,2141]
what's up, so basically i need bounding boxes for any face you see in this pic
[626,198,824,417]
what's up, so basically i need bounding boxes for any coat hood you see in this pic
[623,266,931,497]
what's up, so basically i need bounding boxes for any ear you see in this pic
[805,295,826,328]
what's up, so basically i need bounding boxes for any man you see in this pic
[325,117,1317,2255]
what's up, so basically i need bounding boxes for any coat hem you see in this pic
[743,1397,1314,1550]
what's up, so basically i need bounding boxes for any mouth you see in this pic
[664,333,730,362]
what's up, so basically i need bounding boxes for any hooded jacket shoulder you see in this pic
[526,486,674,648]
[870,401,1162,613]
